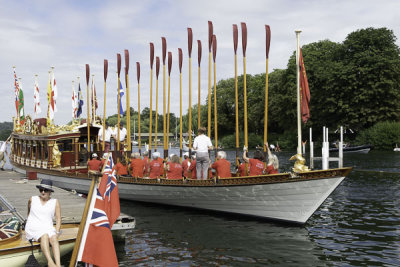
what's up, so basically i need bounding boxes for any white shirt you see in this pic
[193,134,212,153]
[98,127,113,142]
[117,127,127,141]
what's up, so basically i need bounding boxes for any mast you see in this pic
[295,30,302,155]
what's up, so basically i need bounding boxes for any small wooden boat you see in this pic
[0,223,78,267]
[329,144,372,153]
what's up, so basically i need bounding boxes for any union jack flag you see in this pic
[0,219,19,239]
[89,190,110,228]
[103,153,114,174]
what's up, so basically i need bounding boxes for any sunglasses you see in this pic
[39,188,50,193]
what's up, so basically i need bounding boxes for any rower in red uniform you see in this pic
[211,151,231,178]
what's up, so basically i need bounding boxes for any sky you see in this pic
[1,0,399,125]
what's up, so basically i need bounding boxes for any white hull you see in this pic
[13,165,345,224]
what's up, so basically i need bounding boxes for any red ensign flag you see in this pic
[299,48,310,123]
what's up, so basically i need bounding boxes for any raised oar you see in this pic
[188,28,193,156]
[137,62,141,155]
[125,49,131,152]
[264,25,271,163]
[178,48,183,160]
[241,22,248,176]
[167,51,172,155]
[233,24,239,167]
[197,40,202,131]
[207,21,213,138]
[155,56,160,151]
[162,37,167,159]
[102,60,108,151]
[86,64,90,153]
[212,34,218,157]
[149,43,154,157]
[117,53,122,152]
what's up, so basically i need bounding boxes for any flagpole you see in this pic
[264,25,271,162]
[117,54,122,153]
[69,173,98,267]
[187,28,193,157]
[86,64,90,153]
[207,21,213,138]
[197,40,202,131]
[233,24,239,166]
[155,56,160,151]
[137,62,141,155]
[103,60,108,151]
[178,48,183,160]
[162,37,167,160]
[149,43,154,157]
[167,52,172,155]
[125,50,131,153]
[241,22,248,175]
[295,30,302,155]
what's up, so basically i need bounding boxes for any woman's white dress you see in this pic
[25,196,57,241]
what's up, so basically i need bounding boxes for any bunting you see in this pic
[299,48,310,123]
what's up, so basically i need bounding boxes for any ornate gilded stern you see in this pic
[290,153,310,173]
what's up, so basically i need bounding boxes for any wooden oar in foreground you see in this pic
[178,48,183,160]
[162,37,167,159]
[102,60,108,151]
[155,56,160,151]
[207,21,213,137]
[264,25,271,162]
[233,24,239,167]
[241,22,248,175]
[197,40,202,131]
[188,28,193,156]
[125,49,131,152]
[149,43,154,157]
[212,34,218,157]
[117,53,122,152]
[86,64,90,153]
[137,62,141,155]
[167,51,172,155]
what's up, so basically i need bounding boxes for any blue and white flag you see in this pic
[77,82,84,118]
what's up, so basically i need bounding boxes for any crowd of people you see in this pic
[88,126,279,179]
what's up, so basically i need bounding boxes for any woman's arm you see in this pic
[265,142,272,158]
[243,150,249,163]
[55,199,61,235]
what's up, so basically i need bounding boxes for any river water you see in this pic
[116,150,400,266]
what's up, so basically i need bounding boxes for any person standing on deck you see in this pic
[87,153,102,172]
[0,137,10,170]
[211,151,232,178]
[113,122,127,153]
[192,127,213,180]
[98,122,113,153]
[243,148,265,176]
[25,179,61,267]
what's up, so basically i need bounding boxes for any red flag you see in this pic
[81,189,118,267]
[299,48,310,123]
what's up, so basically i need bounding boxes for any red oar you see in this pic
[197,40,202,130]
[161,37,167,160]
[155,56,160,151]
[187,27,193,156]
[179,48,183,160]
[125,49,131,152]
[85,64,90,152]
[102,59,108,151]
[207,21,213,138]
[241,22,248,175]
[264,25,271,158]
[149,42,155,155]
[137,62,141,154]
[167,51,172,153]
[117,53,121,151]
[233,24,239,166]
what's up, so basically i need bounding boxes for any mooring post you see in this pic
[339,126,343,168]
[309,128,314,169]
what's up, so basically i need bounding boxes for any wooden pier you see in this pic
[0,170,126,224]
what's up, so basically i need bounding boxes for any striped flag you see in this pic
[299,48,310,123]
[17,78,25,125]
[34,77,41,117]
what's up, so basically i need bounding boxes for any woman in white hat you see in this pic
[25,179,61,267]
